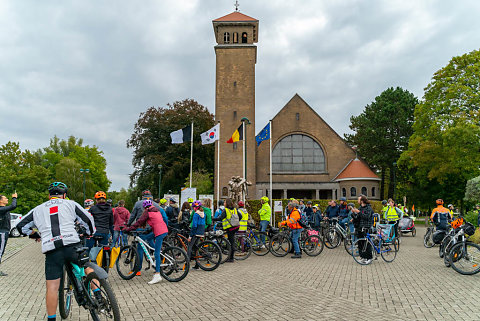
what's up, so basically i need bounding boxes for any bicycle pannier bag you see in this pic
[432,230,446,244]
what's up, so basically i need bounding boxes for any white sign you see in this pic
[274,201,283,212]
[181,187,197,205]
[164,194,180,205]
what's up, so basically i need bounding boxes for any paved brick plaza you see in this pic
[1,227,479,321]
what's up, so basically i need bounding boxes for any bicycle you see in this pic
[116,231,189,282]
[204,229,231,264]
[447,222,480,275]
[352,226,398,265]
[166,227,222,271]
[270,226,324,257]
[321,218,342,249]
[233,233,253,260]
[423,218,436,248]
[245,224,270,256]
[59,246,120,320]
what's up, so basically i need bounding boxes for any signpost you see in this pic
[273,200,283,226]
[180,187,197,205]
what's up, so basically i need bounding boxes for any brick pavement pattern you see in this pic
[1,227,479,320]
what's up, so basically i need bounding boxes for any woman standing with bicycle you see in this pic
[213,198,242,263]
[187,200,205,269]
[125,200,168,285]
[351,195,374,264]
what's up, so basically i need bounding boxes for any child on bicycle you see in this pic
[187,200,205,269]
[125,199,168,285]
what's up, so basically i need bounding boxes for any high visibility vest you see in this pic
[385,206,399,221]
[238,209,249,232]
[222,208,237,229]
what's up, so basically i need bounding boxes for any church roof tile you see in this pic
[334,159,380,181]
[213,11,258,22]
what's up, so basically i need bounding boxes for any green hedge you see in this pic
[235,199,384,223]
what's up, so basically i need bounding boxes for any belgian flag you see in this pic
[226,123,244,143]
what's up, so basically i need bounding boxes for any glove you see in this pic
[29,231,41,239]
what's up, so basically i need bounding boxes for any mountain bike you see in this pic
[116,231,189,282]
[59,246,120,320]
[352,227,398,265]
[448,223,480,275]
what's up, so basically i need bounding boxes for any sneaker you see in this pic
[0,271,7,277]
[148,274,162,285]
[291,253,302,259]
[363,259,372,265]
[260,244,266,249]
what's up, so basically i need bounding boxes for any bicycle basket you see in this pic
[464,222,475,236]
[451,217,464,229]
[376,224,394,242]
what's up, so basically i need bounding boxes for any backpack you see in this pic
[298,212,309,228]
[228,208,240,227]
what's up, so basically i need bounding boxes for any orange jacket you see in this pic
[430,206,450,220]
[280,208,302,229]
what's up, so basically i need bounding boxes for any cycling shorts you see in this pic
[44,243,81,280]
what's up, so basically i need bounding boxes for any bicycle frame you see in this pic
[363,232,390,255]
[133,234,176,270]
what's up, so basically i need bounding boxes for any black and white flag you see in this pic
[170,124,192,144]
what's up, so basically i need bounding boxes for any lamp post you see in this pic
[241,117,251,201]
[392,162,397,201]
[80,168,90,202]
[158,164,163,199]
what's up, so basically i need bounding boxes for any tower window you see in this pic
[233,110,237,118]
[224,32,230,44]
[242,32,247,43]
[233,142,237,150]
[296,113,300,121]
[222,187,228,197]
[233,32,238,43]
[233,81,237,87]
[350,187,357,197]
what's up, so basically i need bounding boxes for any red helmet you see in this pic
[436,199,444,205]
[238,201,245,207]
[95,191,107,199]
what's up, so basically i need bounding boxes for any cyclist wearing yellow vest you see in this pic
[258,197,271,247]
[213,198,243,263]
[237,201,249,232]
[381,200,388,216]
[384,199,402,223]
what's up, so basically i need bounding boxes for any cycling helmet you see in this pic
[143,199,153,208]
[261,196,269,203]
[312,204,318,209]
[95,191,107,199]
[159,198,167,205]
[84,199,94,207]
[340,197,347,202]
[142,190,152,196]
[238,201,245,207]
[447,204,453,208]
[436,199,444,205]
[48,182,68,195]
[347,203,355,208]
[187,197,194,203]
[169,197,177,203]
[192,200,202,209]
[382,200,387,206]
[106,199,113,205]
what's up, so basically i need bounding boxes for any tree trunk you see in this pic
[380,169,385,200]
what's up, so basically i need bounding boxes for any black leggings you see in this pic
[226,228,238,260]
[356,231,373,260]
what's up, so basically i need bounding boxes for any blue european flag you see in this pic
[255,123,270,146]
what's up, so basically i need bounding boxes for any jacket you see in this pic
[304,206,314,221]
[0,197,17,232]
[190,210,206,237]
[338,204,349,219]
[258,203,271,221]
[384,206,401,221]
[113,206,130,231]
[17,198,95,253]
[128,198,162,226]
[166,204,180,222]
[89,203,114,234]
[214,207,243,231]
[430,206,451,230]
[125,207,168,237]
[280,208,302,229]
[325,205,339,219]
[352,204,373,230]
[203,207,213,227]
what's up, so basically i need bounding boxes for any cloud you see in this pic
[1,0,480,190]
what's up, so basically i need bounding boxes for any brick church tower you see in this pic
[212,10,258,199]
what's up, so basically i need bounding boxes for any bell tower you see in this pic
[213,10,258,199]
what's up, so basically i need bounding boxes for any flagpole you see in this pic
[217,121,220,209]
[190,122,193,188]
[242,121,246,203]
[269,120,273,225]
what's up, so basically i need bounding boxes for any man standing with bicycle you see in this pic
[16,182,96,321]
[279,201,303,259]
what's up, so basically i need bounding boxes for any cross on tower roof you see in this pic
[235,0,240,11]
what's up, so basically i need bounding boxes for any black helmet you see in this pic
[48,182,68,195]
[106,199,113,205]
[382,200,387,206]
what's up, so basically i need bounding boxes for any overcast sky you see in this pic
[1,0,479,190]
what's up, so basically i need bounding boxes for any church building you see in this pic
[212,9,380,200]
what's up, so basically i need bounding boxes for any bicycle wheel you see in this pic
[116,245,139,280]
[213,236,231,264]
[270,233,291,257]
[324,229,341,249]
[439,236,450,258]
[160,246,189,282]
[195,240,222,271]
[380,240,398,263]
[251,231,270,256]
[352,239,374,265]
[423,228,434,248]
[84,272,121,321]
[233,235,253,260]
[59,268,73,319]
[449,242,480,275]
[303,235,324,257]
[344,235,354,255]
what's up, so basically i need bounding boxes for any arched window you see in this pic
[371,187,376,197]
[361,187,367,196]
[224,32,230,44]
[350,187,357,197]
[222,187,228,197]
[242,32,247,43]
[342,188,346,197]
[272,134,325,173]
[233,32,238,43]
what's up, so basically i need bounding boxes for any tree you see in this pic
[345,87,418,199]
[127,99,215,196]
[184,170,213,195]
[464,176,480,203]
[400,49,480,209]
[55,158,95,204]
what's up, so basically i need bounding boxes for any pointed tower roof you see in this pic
[334,158,381,181]
[213,11,258,22]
